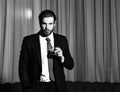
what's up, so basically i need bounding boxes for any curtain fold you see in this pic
[95,0,104,82]
[1,0,14,83]
[0,0,120,83]
[0,0,6,82]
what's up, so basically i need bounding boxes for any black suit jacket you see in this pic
[19,32,74,92]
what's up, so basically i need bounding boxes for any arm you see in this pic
[54,36,74,70]
[19,37,32,91]
[62,37,74,70]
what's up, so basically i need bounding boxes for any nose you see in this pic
[45,24,49,29]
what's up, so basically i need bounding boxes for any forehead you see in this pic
[43,17,54,23]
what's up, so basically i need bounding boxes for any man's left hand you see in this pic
[54,47,64,63]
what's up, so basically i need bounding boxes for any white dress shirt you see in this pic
[39,33,54,82]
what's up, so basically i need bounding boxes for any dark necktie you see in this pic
[46,38,55,81]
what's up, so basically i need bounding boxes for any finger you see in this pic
[54,47,63,56]
[54,50,60,55]
[55,47,61,50]
[55,47,61,52]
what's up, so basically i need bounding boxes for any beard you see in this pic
[43,29,53,36]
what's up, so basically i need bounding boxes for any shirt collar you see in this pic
[47,32,54,40]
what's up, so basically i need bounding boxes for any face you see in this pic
[41,17,56,36]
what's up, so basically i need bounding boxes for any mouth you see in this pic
[43,29,51,35]
[45,29,50,33]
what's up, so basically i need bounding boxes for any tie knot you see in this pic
[46,37,51,42]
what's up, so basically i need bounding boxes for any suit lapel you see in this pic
[54,33,58,48]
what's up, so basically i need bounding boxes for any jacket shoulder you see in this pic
[23,33,38,40]
[54,33,67,39]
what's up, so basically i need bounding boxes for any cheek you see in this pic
[50,25,55,29]
[50,26,54,29]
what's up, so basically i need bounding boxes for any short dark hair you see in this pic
[38,10,57,23]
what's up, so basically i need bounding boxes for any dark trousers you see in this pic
[31,82,57,92]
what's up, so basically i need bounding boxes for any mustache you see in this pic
[45,29,50,31]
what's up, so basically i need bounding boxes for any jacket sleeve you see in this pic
[19,37,32,90]
[62,37,74,70]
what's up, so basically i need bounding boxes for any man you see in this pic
[19,10,74,92]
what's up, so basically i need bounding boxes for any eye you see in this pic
[49,23,53,25]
